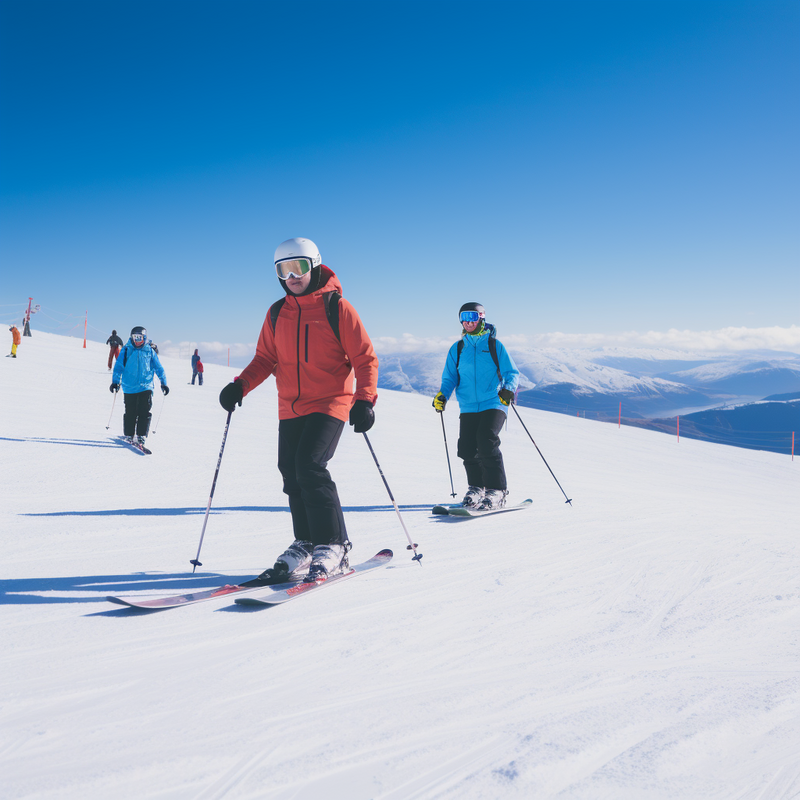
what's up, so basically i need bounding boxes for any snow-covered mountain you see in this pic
[377,343,800,419]
[2,332,799,799]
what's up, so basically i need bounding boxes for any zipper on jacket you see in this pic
[291,301,302,415]
[304,324,309,362]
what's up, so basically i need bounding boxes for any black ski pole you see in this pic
[190,410,233,571]
[105,391,118,430]
[511,404,573,506]
[439,412,458,498]
[362,432,422,563]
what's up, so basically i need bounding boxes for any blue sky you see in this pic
[1,0,798,361]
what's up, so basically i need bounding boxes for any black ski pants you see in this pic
[277,413,348,548]
[123,390,152,437]
[457,408,508,490]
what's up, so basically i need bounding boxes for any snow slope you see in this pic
[1,332,799,799]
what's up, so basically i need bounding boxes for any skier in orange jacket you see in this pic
[219,237,378,583]
[8,326,21,357]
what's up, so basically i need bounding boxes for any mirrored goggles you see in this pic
[276,257,313,280]
[459,311,483,323]
[132,333,146,344]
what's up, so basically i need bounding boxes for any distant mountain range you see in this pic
[376,344,800,454]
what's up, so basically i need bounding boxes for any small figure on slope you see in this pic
[110,326,169,448]
[191,349,203,385]
[8,325,21,358]
[106,330,124,370]
[433,302,520,510]
[219,237,378,583]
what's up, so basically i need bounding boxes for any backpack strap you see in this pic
[488,336,502,382]
[268,298,287,333]
[323,291,341,343]
[455,339,464,386]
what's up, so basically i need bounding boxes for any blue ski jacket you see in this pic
[112,340,168,394]
[439,324,520,414]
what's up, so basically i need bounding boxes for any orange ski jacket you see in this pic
[10,326,21,345]
[237,267,378,421]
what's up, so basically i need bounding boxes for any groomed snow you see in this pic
[1,332,799,799]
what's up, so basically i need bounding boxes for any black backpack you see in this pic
[455,336,502,384]
[268,292,342,343]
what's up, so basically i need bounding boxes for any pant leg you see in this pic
[192,369,197,385]
[11,343,17,356]
[198,373,203,385]
[475,409,508,490]
[114,346,120,361]
[457,412,485,487]
[278,413,347,547]
[108,348,114,369]
[135,390,153,436]
[123,393,137,437]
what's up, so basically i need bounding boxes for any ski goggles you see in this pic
[276,257,313,280]
[132,333,146,345]
[459,310,484,323]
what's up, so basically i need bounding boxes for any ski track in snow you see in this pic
[1,332,799,799]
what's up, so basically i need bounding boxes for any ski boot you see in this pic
[305,543,350,582]
[461,486,485,508]
[477,489,508,511]
[258,540,313,582]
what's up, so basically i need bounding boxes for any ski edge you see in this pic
[234,549,393,607]
[444,498,533,517]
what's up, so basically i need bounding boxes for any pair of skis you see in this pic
[118,435,151,455]
[106,549,392,611]
[432,498,533,517]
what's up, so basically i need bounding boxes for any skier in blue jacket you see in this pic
[110,326,169,447]
[433,302,520,510]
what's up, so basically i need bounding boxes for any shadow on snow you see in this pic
[22,504,434,517]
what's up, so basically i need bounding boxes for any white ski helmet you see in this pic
[273,237,321,269]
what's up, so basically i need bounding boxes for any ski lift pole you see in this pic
[511,404,573,506]
[362,432,422,563]
[190,410,233,571]
[439,412,457,498]
[105,391,118,430]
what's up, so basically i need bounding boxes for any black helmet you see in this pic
[130,326,147,347]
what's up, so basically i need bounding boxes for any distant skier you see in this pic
[433,302,520,510]
[8,325,21,358]
[195,356,204,385]
[110,326,169,448]
[106,330,123,370]
[219,237,378,583]
[191,349,203,385]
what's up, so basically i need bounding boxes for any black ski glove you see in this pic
[219,380,244,412]
[349,399,375,433]
[110,383,120,393]
[498,388,515,406]
[161,385,170,396]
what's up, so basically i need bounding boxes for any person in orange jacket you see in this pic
[8,326,21,357]
[219,237,378,583]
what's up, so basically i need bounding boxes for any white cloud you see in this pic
[375,326,800,354]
